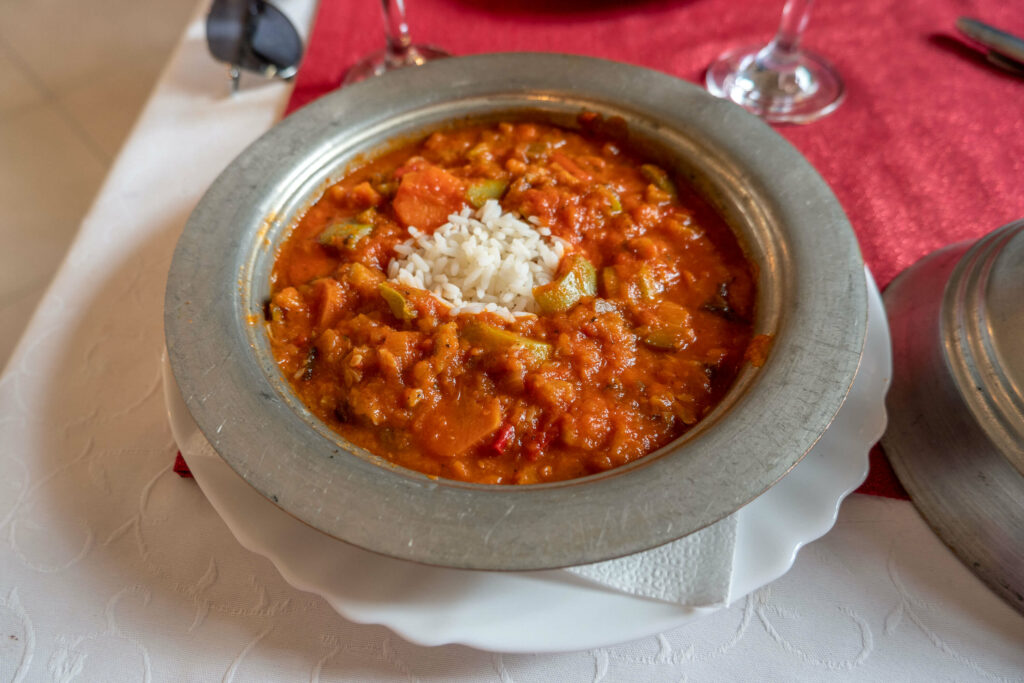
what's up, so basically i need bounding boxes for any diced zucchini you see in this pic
[638,303,696,351]
[637,264,660,300]
[465,179,509,208]
[640,164,677,198]
[379,282,417,321]
[466,142,490,161]
[533,254,597,314]
[637,301,697,351]
[318,219,372,250]
[572,254,598,295]
[640,326,691,351]
[462,321,551,366]
[525,142,548,160]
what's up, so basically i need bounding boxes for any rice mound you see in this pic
[387,199,568,320]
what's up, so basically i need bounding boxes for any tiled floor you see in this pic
[0,0,197,370]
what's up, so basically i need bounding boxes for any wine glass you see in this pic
[705,0,844,124]
[343,0,449,85]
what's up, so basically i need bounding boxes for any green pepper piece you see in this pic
[462,321,551,366]
[318,219,372,250]
[640,326,691,351]
[379,282,417,321]
[640,164,677,198]
[465,179,509,209]
[533,254,598,314]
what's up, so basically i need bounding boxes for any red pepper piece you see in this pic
[491,422,515,455]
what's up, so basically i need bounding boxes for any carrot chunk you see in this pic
[392,165,466,231]
[418,396,502,459]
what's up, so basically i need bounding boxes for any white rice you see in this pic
[387,199,568,321]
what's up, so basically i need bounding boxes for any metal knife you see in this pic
[956,17,1024,75]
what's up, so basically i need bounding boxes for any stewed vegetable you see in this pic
[266,116,762,484]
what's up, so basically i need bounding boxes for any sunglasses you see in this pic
[206,0,304,92]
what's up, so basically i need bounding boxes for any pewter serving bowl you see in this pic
[165,53,866,571]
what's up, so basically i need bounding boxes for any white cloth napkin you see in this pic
[565,516,736,607]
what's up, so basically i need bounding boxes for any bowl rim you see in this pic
[164,52,867,571]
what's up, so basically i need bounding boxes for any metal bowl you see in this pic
[164,53,866,571]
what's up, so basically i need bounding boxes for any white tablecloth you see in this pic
[2,8,1022,682]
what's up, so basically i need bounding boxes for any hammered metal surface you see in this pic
[164,53,866,570]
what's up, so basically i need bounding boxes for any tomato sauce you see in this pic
[266,116,761,484]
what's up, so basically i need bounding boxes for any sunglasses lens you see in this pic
[251,3,303,76]
[206,0,249,63]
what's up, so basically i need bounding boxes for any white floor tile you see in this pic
[0,0,196,93]
[0,40,45,117]
[0,103,107,298]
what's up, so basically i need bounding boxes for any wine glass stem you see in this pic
[381,0,413,63]
[763,0,815,64]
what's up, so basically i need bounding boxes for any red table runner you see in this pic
[178,0,1024,499]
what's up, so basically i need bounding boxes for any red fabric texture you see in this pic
[173,0,1024,495]
[859,445,908,500]
[173,452,194,478]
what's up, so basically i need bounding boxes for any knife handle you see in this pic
[957,17,1024,66]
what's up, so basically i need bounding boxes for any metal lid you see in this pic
[882,218,1024,616]
[943,221,1024,475]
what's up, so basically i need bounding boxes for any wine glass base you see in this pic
[705,44,845,124]
[343,45,451,86]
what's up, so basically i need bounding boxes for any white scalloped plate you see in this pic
[162,269,889,653]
